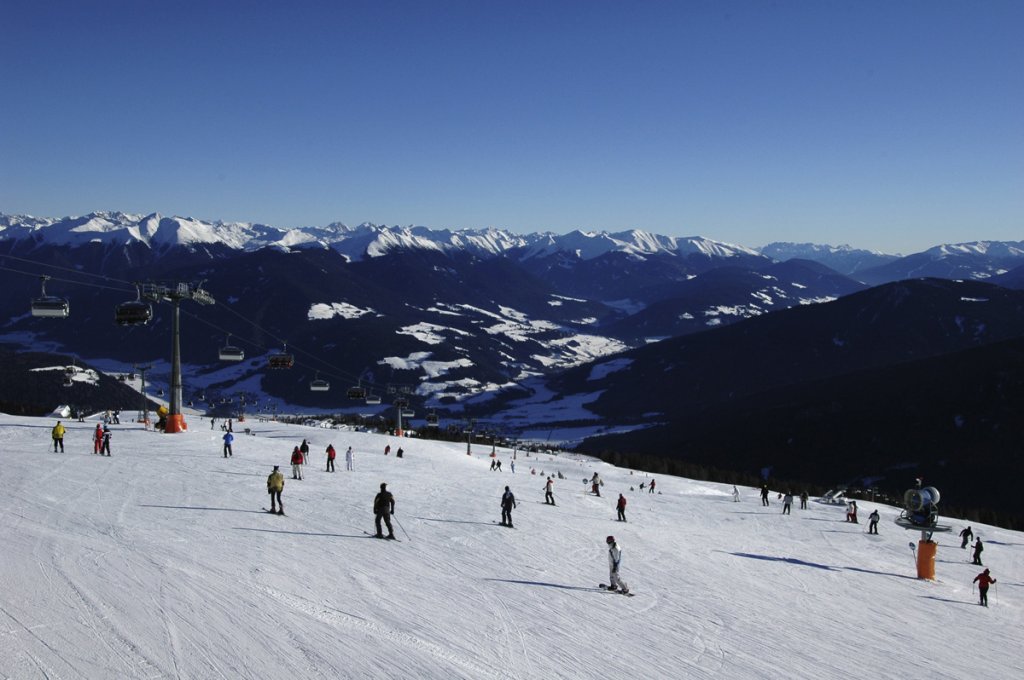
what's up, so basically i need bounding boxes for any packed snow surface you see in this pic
[2,414,1021,679]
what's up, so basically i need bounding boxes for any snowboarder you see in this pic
[605,536,629,594]
[846,500,858,523]
[101,426,112,456]
[649,478,656,494]
[868,509,880,534]
[799,491,808,510]
[500,486,517,527]
[373,483,395,538]
[291,446,304,480]
[299,439,309,466]
[267,465,284,514]
[973,568,996,607]
[960,526,974,549]
[616,493,627,522]
[384,445,390,456]
[396,447,403,458]
[345,446,354,471]
[51,421,65,453]
[544,477,555,505]
[591,472,602,497]
[326,444,336,472]
[760,484,770,506]
[223,431,234,458]
[782,492,793,515]
[93,423,103,455]
[732,485,740,502]
[972,538,984,566]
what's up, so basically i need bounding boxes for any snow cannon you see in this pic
[894,485,952,580]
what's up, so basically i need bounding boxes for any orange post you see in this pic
[916,540,937,579]
[164,414,188,433]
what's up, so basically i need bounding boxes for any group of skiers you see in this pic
[48,420,112,455]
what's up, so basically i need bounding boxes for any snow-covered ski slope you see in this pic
[2,414,1021,679]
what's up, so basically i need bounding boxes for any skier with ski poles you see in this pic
[325,443,336,472]
[960,526,974,549]
[51,421,65,453]
[616,493,627,522]
[544,477,555,505]
[973,568,996,607]
[868,509,880,534]
[373,483,396,539]
[223,431,234,458]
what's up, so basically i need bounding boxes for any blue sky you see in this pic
[2,0,1021,254]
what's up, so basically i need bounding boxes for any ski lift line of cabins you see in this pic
[31,276,70,318]
[219,334,245,362]
[114,284,153,326]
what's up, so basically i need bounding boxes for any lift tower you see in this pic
[142,282,215,433]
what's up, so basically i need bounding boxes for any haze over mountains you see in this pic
[2,211,1024,523]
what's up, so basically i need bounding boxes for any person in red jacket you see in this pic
[616,494,627,522]
[973,569,996,607]
[326,444,336,473]
[291,446,304,480]
[93,423,103,454]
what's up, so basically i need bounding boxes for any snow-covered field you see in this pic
[2,414,1021,679]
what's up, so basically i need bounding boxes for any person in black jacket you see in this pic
[500,486,517,527]
[972,538,984,565]
[374,483,396,539]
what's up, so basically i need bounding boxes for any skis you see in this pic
[262,507,285,516]
[598,584,635,596]
[493,522,515,528]
[362,531,401,541]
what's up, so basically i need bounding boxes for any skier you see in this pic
[345,446,354,471]
[960,526,974,549]
[544,477,555,505]
[973,568,996,607]
[267,465,284,514]
[760,484,770,506]
[326,443,336,472]
[732,485,740,502]
[490,459,497,471]
[211,417,216,431]
[846,500,858,523]
[500,486,517,527]
[972,538,984,566]
[396,447,403,458]
[291,446,304,480]
[223,431,234,458]
[799,490,808,510]
[101,426,112,456]
[782,492,793,515]
[93,423,103,455]
[510,461,515,473]
[51,420,65,453]
[299,439,310,466]
[616,493,627,522]
[495,459,502,471]
[605,536,629,594]
[384,444,390,456]
[373,482,396,539]
[868,509,880,534]
[649,478,656,494]
[591,472,602,497]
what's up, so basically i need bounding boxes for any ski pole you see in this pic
[394,514,410,541]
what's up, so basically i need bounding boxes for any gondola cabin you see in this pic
[365,393,381,405]
[347,385,367,400]
[426,412,439,426]
[32,297,71,318]
[401,409,415,418]
[219,345,245,361]
[268,351,294,369]
[310,378,330,392]
[115,300,153,326]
